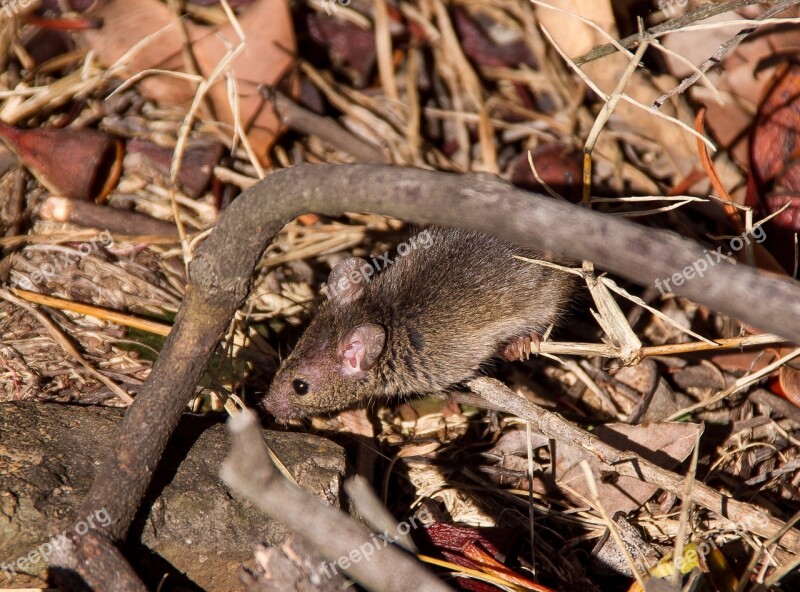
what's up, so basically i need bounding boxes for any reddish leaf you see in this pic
[307,14,377,87]
[126,138,223,198]
[425,524,521,592]
[510,143,582,203]
[424,523,506,556]
[751,64,800,188]
[778,362,800,407]
[749,65,800,213]
[746,63,800,270]
[0,122,121,202]
[453,7,537,69]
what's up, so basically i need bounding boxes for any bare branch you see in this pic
[220,410,451,592]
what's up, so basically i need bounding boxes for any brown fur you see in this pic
[263,226,575,420]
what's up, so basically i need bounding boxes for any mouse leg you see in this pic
[502,331,542,361]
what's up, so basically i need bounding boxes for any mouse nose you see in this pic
[263,383,295,421]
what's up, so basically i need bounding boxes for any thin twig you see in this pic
[648,39,723,105]
[10,288,172,336]
[262,87,388,163]
[574,0,773,66]
[579,461,648,589]
[539,25,715,152]
[583,40,650,203]
[672,429,702,585]
[374,0,398,101]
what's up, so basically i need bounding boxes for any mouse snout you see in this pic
[263,380,298,421]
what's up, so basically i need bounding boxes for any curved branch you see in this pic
[57,164,800,584]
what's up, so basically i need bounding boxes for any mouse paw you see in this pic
[502,332,542,361]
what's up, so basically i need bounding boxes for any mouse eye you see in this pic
[292,379,310,396]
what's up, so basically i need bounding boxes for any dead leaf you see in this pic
[312,407,375,437]
[125,138,223,198]
[82,0,298,163]
[491,422,702,514]
[510,143,582,202]
[487,421,702,514]
[454,7,537,69]
[778,362,800,407]
[554,422,701,514]
[490,427,549,457]
[591,514,659,576]
[748,63,800,270]
[307,13,376,87]
[613,359,694,423]
[0,121,121,202]
[751,63,800,194]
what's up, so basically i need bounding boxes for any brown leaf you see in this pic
[613,359,694,423]
[510,143,582,203]
[453,7,537,69]
[554,422,701,514]
[125,138,223,198]
[307,13,376,87]
[0,122,121,202]
[81,0,297,163]
[490,427,549,457]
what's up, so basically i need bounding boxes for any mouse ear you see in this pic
[327,257,370,305]
[338,323,386,375]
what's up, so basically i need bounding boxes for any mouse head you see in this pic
[263,257,387,421]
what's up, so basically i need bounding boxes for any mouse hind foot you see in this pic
[501,331,542,361]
